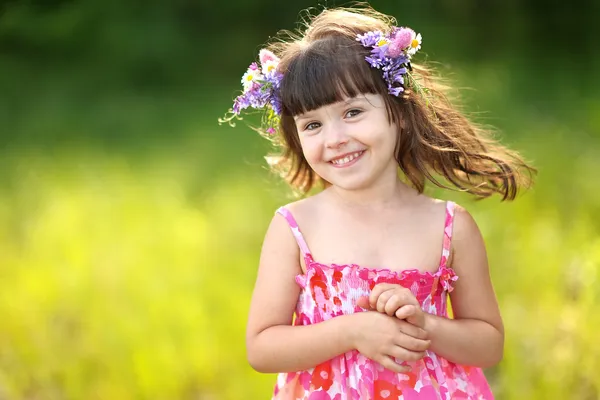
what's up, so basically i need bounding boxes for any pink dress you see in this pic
[272,201,494,400]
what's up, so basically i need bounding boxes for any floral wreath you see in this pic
[219,26,423,134]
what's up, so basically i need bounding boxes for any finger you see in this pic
[369,284,397,308]
[395,319,429,340]
[378,355,411,374]
[396,305,426,329]
[393,332,431,352]
[383,294,404,316]
[382,289,418,316]
[388,345,426,362]
[369,287,387,309]
[395,304,416,320]
[375,290,395,313]
[397,289,420,307]
[356,296,371,310]
[406,313,426,329]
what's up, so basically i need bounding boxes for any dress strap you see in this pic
[275,207,314,263]
[439,201,456,268]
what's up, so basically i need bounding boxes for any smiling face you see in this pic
[293,94,399,191]
[276,34,405,192]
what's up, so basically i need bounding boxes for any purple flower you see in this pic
[267,71,284,88]
[370,46,387,62]
[355,27,421,98]
[249,87,269,108]
[388,86,403,97]
[224,26,422,136]
[270,95,282,115]
[222,49,285,133]
[365,56,382,68]
[233,94,250,114]
[356,31,381,47]
[232,100,241,114]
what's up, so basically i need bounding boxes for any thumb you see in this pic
[396,305,425,328]
[356,296,372,310]
[395,304,416,320]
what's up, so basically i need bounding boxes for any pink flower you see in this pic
[299,371,312,390]
[259,48,279,65]
[307,391,331,400]
[387,28,414,57]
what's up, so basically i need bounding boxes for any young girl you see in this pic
[221,5,535,399]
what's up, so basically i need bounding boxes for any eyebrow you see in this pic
[343,97,363,105]
[293,97,365,121]
[294,114,311,122]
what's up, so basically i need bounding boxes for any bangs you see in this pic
[279,36,389,116]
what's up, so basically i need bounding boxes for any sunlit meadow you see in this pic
[0,62,599,400]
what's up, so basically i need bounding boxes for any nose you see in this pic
[324,121,349,149]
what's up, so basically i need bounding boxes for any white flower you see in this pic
[407,33,422,56]
[376,37,389,48]
[261,60,279,77]
[241,67,263,92]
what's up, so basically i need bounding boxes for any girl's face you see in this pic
[294,93,399,191]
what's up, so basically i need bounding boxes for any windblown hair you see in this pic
[264,5,535,200]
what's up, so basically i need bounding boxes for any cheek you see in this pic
[299,137,323,165]
[381,125,399,154]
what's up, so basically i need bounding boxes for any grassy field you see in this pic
[0,63,599,399]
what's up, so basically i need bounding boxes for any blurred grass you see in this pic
[0,61,599,400]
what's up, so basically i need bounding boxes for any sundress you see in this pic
[271,201,494,400]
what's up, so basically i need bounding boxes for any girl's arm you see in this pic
[245,213,356,373]
[424,205,505,368]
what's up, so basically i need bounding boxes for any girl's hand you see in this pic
[350,311,430,373]
[357,283,427,330]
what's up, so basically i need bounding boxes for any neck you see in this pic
[327,172,417,211]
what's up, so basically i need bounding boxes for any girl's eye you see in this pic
[345,109,362,118]
[305,122,321,131]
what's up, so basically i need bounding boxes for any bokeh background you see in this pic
[1,0,599,399]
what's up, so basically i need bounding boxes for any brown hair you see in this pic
[264,5,535,200]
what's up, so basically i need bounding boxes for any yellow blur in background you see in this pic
[1,0,599,399]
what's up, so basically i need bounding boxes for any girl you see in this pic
[221,5,535,399]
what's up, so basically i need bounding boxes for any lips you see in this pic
[328,150,365,167]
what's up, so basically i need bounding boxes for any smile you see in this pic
[329,150,365,167]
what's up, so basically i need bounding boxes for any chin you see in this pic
[321,174,373,191]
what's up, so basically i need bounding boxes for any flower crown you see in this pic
[219,26,423,134]
[218,49,284,135]
[357,26,423,96]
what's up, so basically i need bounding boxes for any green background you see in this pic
[1,0,599,398]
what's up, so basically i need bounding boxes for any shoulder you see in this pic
[277,192,327,227]
[266,195,325,272]
[411,197,485,267]
[451,203,483,243]
[266,195,321,250]
[261,204,302,266]
[447,202,487,267]
[411,194,448,220]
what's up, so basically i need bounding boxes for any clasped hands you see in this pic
[353,283,431,373]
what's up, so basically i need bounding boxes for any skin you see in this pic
[245,93,504,374]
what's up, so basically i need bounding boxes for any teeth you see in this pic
[331,151,363,165]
